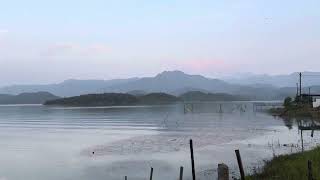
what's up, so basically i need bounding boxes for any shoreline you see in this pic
[247,146,320,180]
[269,106,320,119]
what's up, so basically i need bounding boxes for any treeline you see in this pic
[44,93,179,106]
[44,91,248,106]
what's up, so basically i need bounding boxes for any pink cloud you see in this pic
[87,44,111,54]
[42,43,80,56]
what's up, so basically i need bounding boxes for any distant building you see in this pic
[313,98,320,108]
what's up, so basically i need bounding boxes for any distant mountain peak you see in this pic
[155,70,208,80]
[155,70,187,77]
[0,91,60,104]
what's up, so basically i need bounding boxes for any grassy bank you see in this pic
[269,106,320,118]
[247,147,320,180]
[269,96,320,118]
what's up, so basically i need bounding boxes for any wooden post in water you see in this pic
[190,139,196,180]
[219,104,223,113]
[311,120,315,138]
[179,166,184,180]
[301,130,304,152]
[124,176,127,180]
[149,167,153,180]
[299,72,302,99]
[252,103,255,113]
[308,160,313,180]
[218,163,229,180]
[235,149,245,180]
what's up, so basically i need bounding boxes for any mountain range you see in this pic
[1,71,319,100]
[0,92,59,104]
[222,72,320,87]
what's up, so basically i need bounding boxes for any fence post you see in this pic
[190,139,196,180]
[308,160,313,180]
[235,149,245,180]
[149,167,153,180]
[218,163,229,180]
[301,130,304,152]
[179,166,184,180]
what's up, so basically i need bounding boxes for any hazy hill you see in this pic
[223,72,320,87]
[1,70,318,100]
[44,93,139,106]
[0,78,138,97]
[44,92,180,106]
[0,92,60,104]
[44,91,248,107]
[103,71,236,94]
[126,90,148,96]
[138,93,180,104]
[0,71,236,97]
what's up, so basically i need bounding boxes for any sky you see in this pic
[0,0,320,86]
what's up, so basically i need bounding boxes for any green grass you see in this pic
[247,147,320,180]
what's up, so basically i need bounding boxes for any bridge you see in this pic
[183,101,283,114]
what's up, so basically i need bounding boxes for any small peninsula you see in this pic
[270,96,320,118]
[44,93,180,106]
[44,91,246,106]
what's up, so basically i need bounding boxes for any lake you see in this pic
[0,102,319,180]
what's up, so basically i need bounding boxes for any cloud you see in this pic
[182,59,234,72]
[0,29,9,34]
[0,29,9,40]
[42,43,79,56]
[42,43,111,57]
[0,29,9,48]
[87,44,111,54]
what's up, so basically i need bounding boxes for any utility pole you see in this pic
[296,83,299,97]
[299,72,302,103]
[309,87,311,105]
[299,72,302,97]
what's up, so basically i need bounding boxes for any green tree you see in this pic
[284,97,292,108]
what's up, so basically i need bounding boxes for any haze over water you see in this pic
[0,103,318,180]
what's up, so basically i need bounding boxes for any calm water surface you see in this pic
[0,103,319,180]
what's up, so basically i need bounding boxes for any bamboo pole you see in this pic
[235,149,245,180]
[179,166,184,180]
[190,139,196,180]
[149,167,153,180]
[308,160,313,180]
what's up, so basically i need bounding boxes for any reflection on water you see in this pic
[0,103,319,180]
